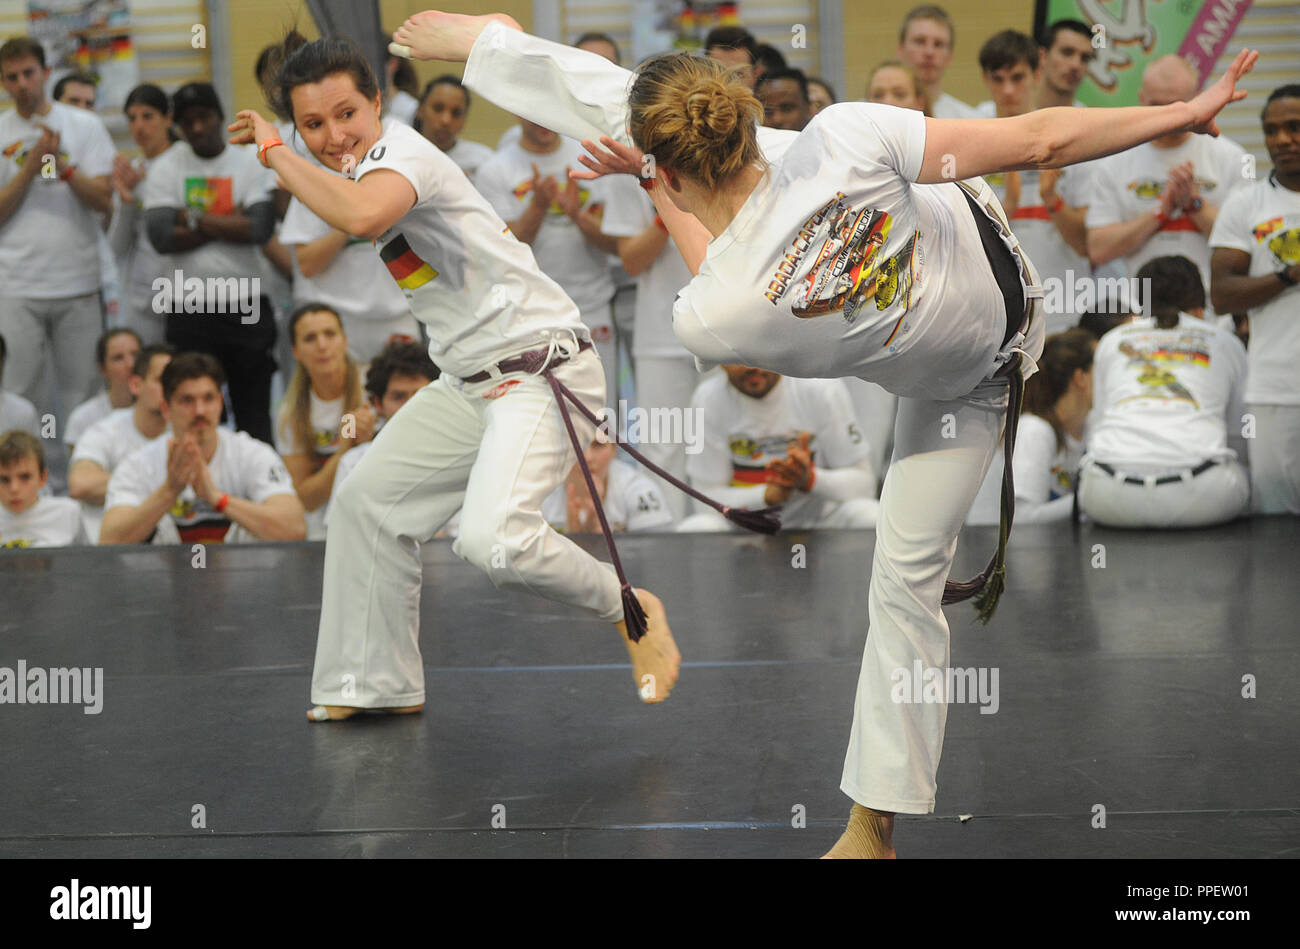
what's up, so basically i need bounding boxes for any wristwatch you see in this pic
[1278,266,1298,287]
[185,206,202,231]
[1186,196,1204,213]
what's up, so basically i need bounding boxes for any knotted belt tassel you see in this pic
[941,352,1024,624]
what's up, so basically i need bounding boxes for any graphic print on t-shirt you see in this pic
[769,192,917,331]
[185,176,233,214]
[1116,337,1209,407]
[511,176,590,215]
[167,496,233,544]
[3,140,70,170]
[378,233,438,290]
[727,432,818,485]
[1252,217,1300,265]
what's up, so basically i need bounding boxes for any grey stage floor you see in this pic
[1,519,1297,858]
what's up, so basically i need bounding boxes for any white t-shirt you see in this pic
[443,138,495,182]
[107,148,173,312]
[65,391,113,447]
[687,374,870,526]
[280,191,416,362]
[0,496,85,548]
[932,93,979,119]
[600,175,692,359]
[72,407,166,471]
[1088,313,1247,468]
[276,390,345,458]
[967,413,1082,525]
[387,90,419,127]
[541,457,674,532]
[352,121,585,379]
[139,142,277,299]
[1086,135,1248,298]
[0,101,116,298]
[475,138,615,315]
[0,390,40,435]
[105,427,295,544]
[1208,177,1300,406]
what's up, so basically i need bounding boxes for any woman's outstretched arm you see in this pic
[916,48,1258,184]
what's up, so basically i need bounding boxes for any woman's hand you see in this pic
[572,136,647,181]
[1186,48,1259,136]
[227,109,279,149]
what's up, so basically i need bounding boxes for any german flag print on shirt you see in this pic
[379,233,438,291]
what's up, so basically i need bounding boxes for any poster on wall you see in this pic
[28,0,140,118]
[1034,0,1253,106]
[632,1,741,65]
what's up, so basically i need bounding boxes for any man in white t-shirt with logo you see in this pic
[897,5,978,119]
[141,83,278,444]
[476,118,619,405]
[101,352,304,545]
[543,438,674,534]
[1209,83,1300,514]
[1087,56,1248,311]
[68,343,173,542]
[1078,255,1249,527]
[680,367,878,531]
[0,37,115,426]
[0,431,84,548]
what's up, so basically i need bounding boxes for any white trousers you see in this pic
[310,347,623,707]
[633,354,700,522]
[1078,458,1250,527]
[1247,404,1300,515]
[0,293,101,421]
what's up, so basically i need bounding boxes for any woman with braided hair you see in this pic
[391,10,1257,858]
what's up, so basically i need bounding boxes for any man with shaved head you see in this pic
[1086,55,1249,315]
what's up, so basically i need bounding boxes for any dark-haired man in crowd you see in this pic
[704,25,759,89]
[100,352,303,544]
[756,67,812,132]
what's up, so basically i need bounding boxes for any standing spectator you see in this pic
[1078,255,1249,528]
[704,26,759,89]
[1086,56,1248,306]
[680,368,878,531]
[0,332,40,436]
[755,68,812,132]
[967,329,1094,525]
[574,32,620,66]
[866,61,929,114]
[543,437,674,534]
[897,5,977,118]
[276,304,375,540]
[52,71,97,109]
[140,83,277,444]
[977,30,1092,335]
[1209,84,1300,514]
[0,431,85,548]
[413,76,494,182]
[68,343,173,542]
[0,37,115,426]
[476,119,619,405]
[753,43,787,87]
[1036,20,1095,110]
[107,84,178,345]
[806,77,837,116]
[100,352,304,544]
[65,328,140,451]
[384,52,421,126]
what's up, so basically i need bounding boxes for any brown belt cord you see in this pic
[941,351,1025,624]
[544,368,784,642]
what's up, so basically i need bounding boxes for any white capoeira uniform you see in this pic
[1208,177,1300,515]
[463,23,1045,813]
[310,121,623,709]
[1078,313,1250,527]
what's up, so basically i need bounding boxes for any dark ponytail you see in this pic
[1023,328,1095,453]
[274,35,378,124]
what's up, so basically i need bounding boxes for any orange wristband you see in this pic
[804,466,816,492]
[214,492,230,513]
[639,177,655,191]
[654,213,667,233]
[1047,195,1065,214]
[59,163,77,181]
[257,137,285,168]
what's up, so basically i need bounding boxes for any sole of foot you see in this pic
[306,704,424,723]
[617,588,681,704]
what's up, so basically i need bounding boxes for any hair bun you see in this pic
[684,80,739,140]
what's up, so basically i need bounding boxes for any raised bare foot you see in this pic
[616,588,681,703]
[306,704,424,723]
[821,804,898,858]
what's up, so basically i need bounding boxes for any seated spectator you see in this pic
[542,438,674,534]
[1077,255,1250,528]
[0,332,40,435]
[806,76,837,115]
[413,76,494,182]
[967,328,1095,525]
[66,328,141,451]
[0,431,84,548]
[100,352,304,544]
[756,68,812,132]
[680,367,878,531]
[866,60,930,114]
[68,343,173,542]
[328,338,440,516]
[1077,308,1134,342]
[277,304,375,539]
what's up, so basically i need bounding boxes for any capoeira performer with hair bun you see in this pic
[392,9,1256,857]
[227,35,686,723]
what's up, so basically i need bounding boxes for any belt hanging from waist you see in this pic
[461,338,594,384]
[962,189,1026,349]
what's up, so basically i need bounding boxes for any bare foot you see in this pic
[307,704,424,723]
[821,804,898,858]
[616,588,681,703]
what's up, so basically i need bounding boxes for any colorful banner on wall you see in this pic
[28,0,140,116]
[1035,0,1253,106]
[633,1,741,64]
